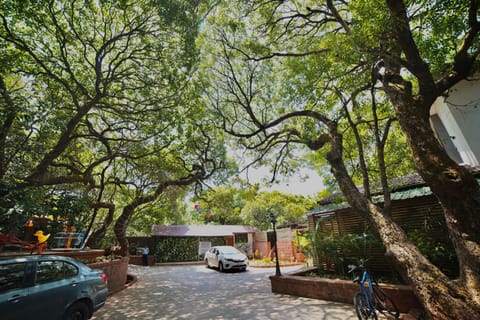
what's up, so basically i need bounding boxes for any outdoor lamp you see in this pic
[269,212,281,276]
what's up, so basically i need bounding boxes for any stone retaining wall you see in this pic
[89,256,130,295]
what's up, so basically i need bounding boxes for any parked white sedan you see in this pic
[204,246,249,272]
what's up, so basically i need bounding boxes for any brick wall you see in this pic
[270,268,422,314]
[253,240,295,261]
[276,241,294,261]
[253,241,270,259]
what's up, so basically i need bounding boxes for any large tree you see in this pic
[199,1,480,318]
[0,0,225,252]
[192,185,313,228]
[240,190,314,230]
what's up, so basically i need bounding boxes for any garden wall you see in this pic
[270,268,422,314]
[46,249,104,263]
[89,256,130,295]
[129,254,155,266]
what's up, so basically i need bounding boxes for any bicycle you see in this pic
[348,260,400,319]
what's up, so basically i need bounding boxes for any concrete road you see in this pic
[92,264,358,320]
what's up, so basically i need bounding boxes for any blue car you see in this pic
[0,255,108,320]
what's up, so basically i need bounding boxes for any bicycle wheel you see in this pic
[372,284,400,319]
[354,292,378,320]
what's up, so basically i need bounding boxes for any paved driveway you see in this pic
[92,264,357,320]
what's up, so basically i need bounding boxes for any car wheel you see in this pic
[63,301,89,320]
[218,262,224,272]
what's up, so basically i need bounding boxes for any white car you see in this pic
[204,246,248,272]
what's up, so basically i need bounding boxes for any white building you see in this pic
[430,75,480,166]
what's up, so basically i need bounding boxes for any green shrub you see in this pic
[408,228,458,278]
[305,218,383,276]
[154,236,226,262]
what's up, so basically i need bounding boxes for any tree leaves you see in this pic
[0,1,228,253]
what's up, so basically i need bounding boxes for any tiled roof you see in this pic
[151,225,257,237]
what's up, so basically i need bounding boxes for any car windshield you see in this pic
[220,247,241,254]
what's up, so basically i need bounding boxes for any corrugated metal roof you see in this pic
[307,202,350,216]
[309,187,433,216]
[372,185,432,202]
[308,178,480,216]
[151,225,257,237]
[393,185,432,200]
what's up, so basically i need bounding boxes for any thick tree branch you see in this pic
[436,0,480,93]
[247,49,329,62]
[385,0,437,101]
[0,76,17,180]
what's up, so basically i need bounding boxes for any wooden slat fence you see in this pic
[308,195,454,277]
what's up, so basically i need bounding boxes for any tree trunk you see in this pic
[113,166,207,256]
[86,202,115,248]
[0,76,17,181]
[114,203,135,257]
[382,74,480,311]
[326,130,480,319]
[382,1,480,310]
[365,200,480,320]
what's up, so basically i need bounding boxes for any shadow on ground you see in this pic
[92,264,357,320]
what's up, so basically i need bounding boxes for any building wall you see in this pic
[253,241,270,259]
[431,75,480,165]
[276,240,294,261]
[246,232,254,256]
[252,231,269,258]
[233,232,253,256]
[252,229,296,261]
[275,228,295,261]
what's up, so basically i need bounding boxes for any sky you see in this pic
[242,166,324,197]
[230,146,325,197]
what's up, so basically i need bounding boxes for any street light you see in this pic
[269,212,281,276]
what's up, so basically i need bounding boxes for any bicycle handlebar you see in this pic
[348,264,363,274]
[348,259,369,274]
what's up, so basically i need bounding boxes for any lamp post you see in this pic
[269,212,281,276]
